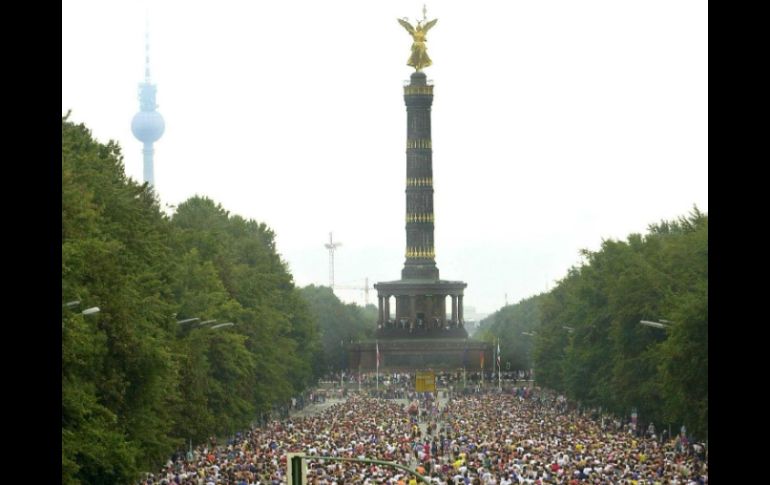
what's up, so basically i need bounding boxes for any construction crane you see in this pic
[335,277,374,307]
[324,232,342,289]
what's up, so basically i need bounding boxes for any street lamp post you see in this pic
[639,319,674,439]
[176,317,200,325]
[62,301,100,329]
[62,300,100,316]
[177,318,236,335]
[177,317,205,336]
[640,320,671,329]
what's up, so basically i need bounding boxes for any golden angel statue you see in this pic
[398,9,438,72]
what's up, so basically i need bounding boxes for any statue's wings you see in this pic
[398,18,415,35]
[422,18,438,34]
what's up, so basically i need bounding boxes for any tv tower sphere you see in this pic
[131,108,165,143]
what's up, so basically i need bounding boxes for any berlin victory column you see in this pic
[350,9,491,370]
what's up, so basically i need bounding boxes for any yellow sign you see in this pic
[415,371,436,392]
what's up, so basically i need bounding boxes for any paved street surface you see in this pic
[289,397,346,418]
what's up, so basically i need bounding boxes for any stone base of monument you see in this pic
[347,338,491,370]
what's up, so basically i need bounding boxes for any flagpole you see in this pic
[462,341,468,390]
[493,339,496,387]
[497,338,502,391]
[376,340,379,393]
[492,340,495,383]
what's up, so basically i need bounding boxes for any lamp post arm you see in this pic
[640,320,670,329]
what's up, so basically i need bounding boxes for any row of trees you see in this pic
[476,293,545,371]
[62,116,374,484]
[478,209,708,439]
[297,285,376,372]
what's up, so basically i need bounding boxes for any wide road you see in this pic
[289,397,346,418]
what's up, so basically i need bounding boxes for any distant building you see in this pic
[131,28,164,187]
[462,306,490,333]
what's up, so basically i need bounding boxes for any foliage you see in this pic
[476,294,545,371]
[297,285,375,372]
[62,116,321,484]
[531,208,708,438]
[481,209,707,439]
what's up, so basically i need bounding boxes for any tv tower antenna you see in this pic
[324,232,342,289]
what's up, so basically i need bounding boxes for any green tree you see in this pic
[297,285,375,373]
[477,293,545,371]
[63,116,179,482]
[62,116,323,483]
[530,208,707,436]
[169,196,321,426]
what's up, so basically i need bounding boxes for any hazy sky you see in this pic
[62,0,708,315]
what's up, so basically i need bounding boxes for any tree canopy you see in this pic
[476,293,546,371]
[479,209,708,439]
[62,116,324,484]
[297,285,376,373]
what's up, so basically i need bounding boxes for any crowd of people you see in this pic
[139,387,707,485]
[378,317,465,332]
[319,371,535,390]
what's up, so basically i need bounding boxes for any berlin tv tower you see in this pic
[131,22,165,186]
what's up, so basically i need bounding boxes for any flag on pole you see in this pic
[376,341,380,369]
[497,338,502,390]
[480,351,485,386]
[492,342,496,378]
